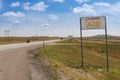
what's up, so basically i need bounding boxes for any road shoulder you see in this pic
[28,49,57,80]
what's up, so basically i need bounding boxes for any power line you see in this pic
[5,30,10,38]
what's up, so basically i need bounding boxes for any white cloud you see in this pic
[75,0,90,3]
[48,14,58,21]
[112,2,120,13]
[24,2,48,11]
[73,2,120,15]
[53,0,64,3]
[37,23,51,31]
[31,2,48,11]
[3,11,25,18]
[23,2,31,10]
[73,4,96,15]
[94,2,111,7]
[38,23,50,30]
[93,2,120,15]
[41,23,50,27]
[10,2,20,7]
[13,20,22,24]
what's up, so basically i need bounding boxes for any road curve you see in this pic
[0,40,60,80]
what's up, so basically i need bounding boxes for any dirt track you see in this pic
[0,40,60,80]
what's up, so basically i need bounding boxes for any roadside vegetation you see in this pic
[0,37,58,44]
[35,38,120,80]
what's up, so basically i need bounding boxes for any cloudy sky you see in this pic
[0,0,120,37]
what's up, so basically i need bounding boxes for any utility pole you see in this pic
[5,30,10,38]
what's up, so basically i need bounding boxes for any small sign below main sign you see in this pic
[80,16,106,30]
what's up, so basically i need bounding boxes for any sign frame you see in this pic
[80,16,109,72]
[80,16,106,30]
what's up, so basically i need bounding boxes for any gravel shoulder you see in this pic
[28,49,55,80]
[0,40,60,80]
[0,49,31,80]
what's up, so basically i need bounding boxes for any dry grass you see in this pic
[0,37,58,44]
[35,38,120,80]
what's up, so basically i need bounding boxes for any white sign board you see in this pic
[80,16,106,30]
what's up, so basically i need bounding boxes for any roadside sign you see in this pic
[80,16,106,30]
[80,16,109,72]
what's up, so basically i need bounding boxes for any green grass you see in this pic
[36,38,120,80]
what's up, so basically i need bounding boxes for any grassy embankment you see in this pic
[35,38,120,80]
[0,37,58,44]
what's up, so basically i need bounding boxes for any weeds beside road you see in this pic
[35,38,120,80]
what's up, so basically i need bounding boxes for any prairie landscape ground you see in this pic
[0,37,58,44]
[35,37,120,80]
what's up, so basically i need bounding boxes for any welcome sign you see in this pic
[80,16,106,30]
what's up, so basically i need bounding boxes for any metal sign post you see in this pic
[105,17,109,72]
[80,18,83,67]
[80,16,109,71]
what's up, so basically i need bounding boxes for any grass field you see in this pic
[35,38,120,80]
[0,37,58,44]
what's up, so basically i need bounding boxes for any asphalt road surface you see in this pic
[0,40,60,80]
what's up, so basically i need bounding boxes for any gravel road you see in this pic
[0,40,60,80]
